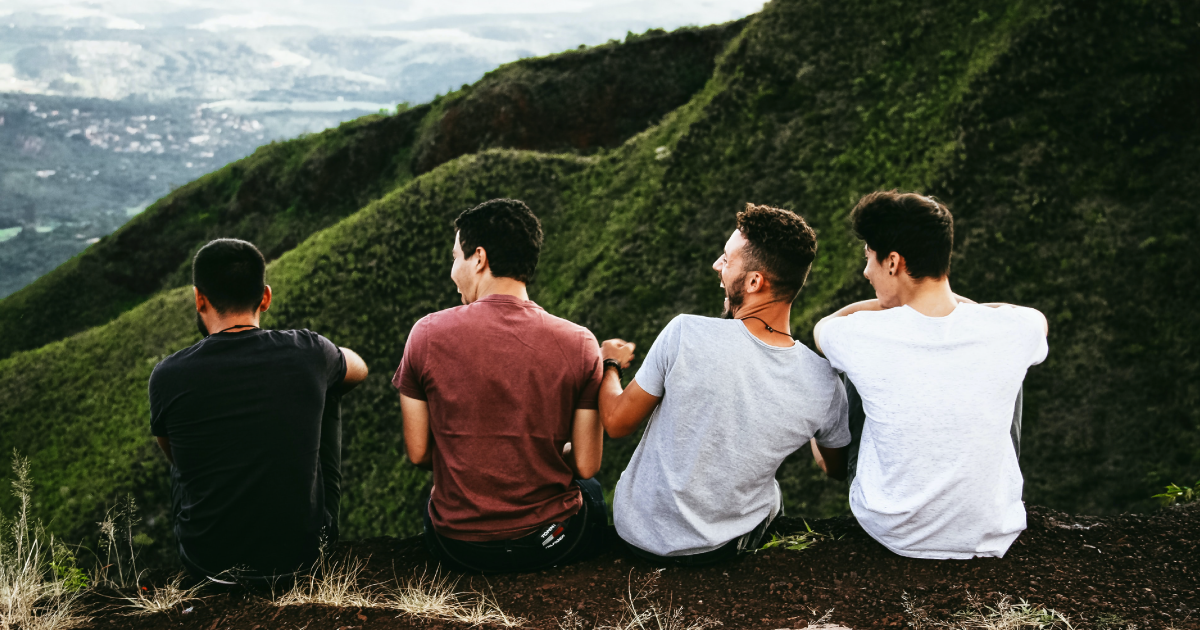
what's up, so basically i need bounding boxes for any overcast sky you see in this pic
[0,0,764,32]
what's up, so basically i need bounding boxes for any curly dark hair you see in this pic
[850,190,954,279]
[735,203,818,302]
[454,198,544,284]
[192,238,267,314]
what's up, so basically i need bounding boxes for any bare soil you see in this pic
[80,503,1199,630]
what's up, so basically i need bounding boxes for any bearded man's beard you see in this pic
[721,272,748,318]
[196,312,210,338]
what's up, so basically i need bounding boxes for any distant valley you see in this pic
[0,93,385,297]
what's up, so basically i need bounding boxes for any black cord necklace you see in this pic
[738,315,799,341]
[216,324,259,334]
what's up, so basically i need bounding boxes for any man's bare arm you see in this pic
[156,436,174,465]
[400,394,433,470]
[600,377,662,439]
[814,299,883,354]
[597,339,662,438]
[341,347,369,390]
[567,409,603,479]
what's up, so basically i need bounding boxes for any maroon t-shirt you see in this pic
[393,294,603,541]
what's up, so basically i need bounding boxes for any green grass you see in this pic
[0,0,1197,562]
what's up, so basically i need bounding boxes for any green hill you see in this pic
[0,0,1196,562]
[0,22,743,361]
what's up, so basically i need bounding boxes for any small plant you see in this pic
[1093,613,1130,630]
[1152,481,1198,506]
[572,569,720,630]
[92,494,143,589]
[761,520,825,552]
[50,544,89,593]
[121,573,203,616]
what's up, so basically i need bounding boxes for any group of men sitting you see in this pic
[149,190,1047,581]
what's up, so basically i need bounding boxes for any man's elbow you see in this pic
[602,416,634,439]
[406,447,431,469]
[575,460,601,480]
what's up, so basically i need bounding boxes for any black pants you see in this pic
[422,478,608,574]
[843,376,1024,487]
[173,392,343,584]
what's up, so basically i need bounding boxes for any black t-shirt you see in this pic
[149,329,346,575]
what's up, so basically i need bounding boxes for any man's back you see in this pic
[149,329,345,574]
[394,294,602,541]
[820,303,1048,559]
[615,315,849,556]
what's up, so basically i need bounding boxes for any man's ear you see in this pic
[194,287,208,312]
[886,252,905,277]
[473,247,488,274]
[259,285,272,313]
[745,270,767,295]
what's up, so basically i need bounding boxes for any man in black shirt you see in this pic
[149,238,368,581]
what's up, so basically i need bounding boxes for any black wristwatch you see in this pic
[602,359,624,380]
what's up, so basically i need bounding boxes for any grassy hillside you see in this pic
[0,22,744,361]
[0,0,1196,563]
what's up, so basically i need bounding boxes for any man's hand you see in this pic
[600,339,636,368]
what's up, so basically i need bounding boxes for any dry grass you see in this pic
[0,453,87,630]
[904,592,1074,630]
[273,557,524,626]
[559,570,720,630]
[119,573,204,616]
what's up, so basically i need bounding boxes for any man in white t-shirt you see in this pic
[814,190,1048,560]
[598,203,851,566]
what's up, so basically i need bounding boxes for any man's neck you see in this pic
[897,276,958,318]
[733,298,794,347]
[475,277,529,302]
[206,312,261,333]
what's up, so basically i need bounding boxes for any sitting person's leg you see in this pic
[624,481,782,567]
[423,479,608,574]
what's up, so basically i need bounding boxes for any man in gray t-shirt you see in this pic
[599,204,850,564]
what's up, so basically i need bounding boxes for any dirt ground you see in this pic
[80,503,1198,630]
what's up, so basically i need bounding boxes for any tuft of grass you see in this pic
[0,451,86,630]
[120,573,203,616]
[904,592,1073,630]
[565,570,721,630]
[761,521,826,552]
[1152,481,1198,507]
[92,495,143,589]
[274,557,524,626]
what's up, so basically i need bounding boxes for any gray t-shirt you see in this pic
[613,315,850,556]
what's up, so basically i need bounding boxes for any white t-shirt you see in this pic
[819,303,1048,559]
[614,315,850,556]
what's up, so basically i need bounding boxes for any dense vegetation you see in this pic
[0,22,743,361]
[0,0,1196,565]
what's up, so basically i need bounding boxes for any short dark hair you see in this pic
[192,238,267,314]
[735,203,818,302]
[455,198,544,284]
[850,190,954,279]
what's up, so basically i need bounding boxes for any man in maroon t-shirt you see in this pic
[392,198,618,573]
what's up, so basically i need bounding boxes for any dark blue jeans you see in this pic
[843,376,1024,487]
[422,478,609,574]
